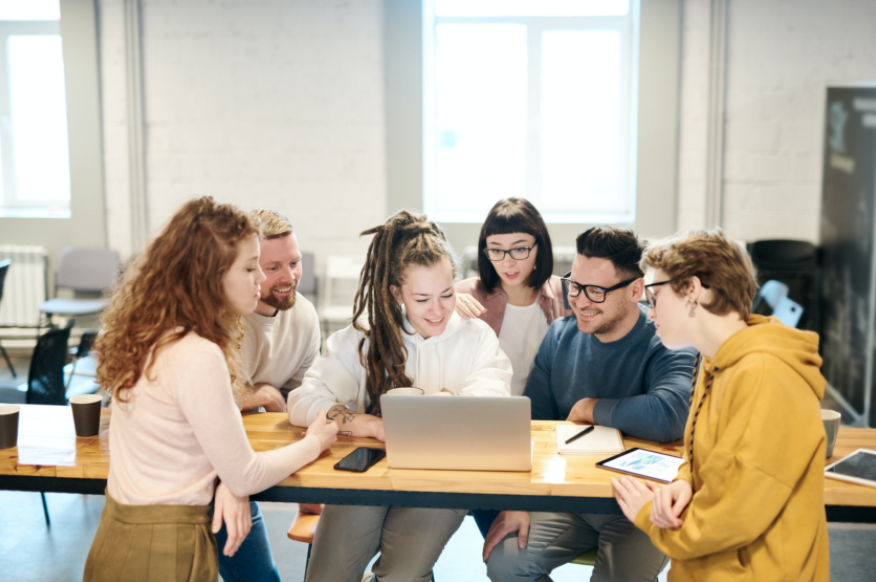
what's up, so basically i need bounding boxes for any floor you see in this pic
[2,352,876,581]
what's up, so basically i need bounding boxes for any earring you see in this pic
[687,299,697,318]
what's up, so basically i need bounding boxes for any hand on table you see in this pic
[302,410,339,451]
[455,293,486,319]
[566,397,599,424]
[649,479,691,529]
[212,482,252,557]
[611,476,658,524]
[482,510,530,562]
[243,384,287,412]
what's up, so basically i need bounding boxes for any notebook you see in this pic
[556,424,625,455]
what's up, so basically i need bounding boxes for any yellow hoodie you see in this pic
[634,315,830,581]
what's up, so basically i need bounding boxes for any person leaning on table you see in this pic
[287,210,513,582]
[214,209,324,582]
[612,229,830,581]
[483,226,696,582]
[83,197,337,582]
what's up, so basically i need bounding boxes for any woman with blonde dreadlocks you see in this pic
[288,210,512,582]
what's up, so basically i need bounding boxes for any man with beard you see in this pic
[215,210,322,582]
[239,209,321,413]
[483,227,695,582]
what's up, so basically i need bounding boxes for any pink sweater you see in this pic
[107,331,321,506]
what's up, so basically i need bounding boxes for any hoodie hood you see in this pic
[711,314,825,400]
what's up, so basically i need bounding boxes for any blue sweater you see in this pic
[524,305,696,442]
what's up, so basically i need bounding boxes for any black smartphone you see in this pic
[334,447,387,472]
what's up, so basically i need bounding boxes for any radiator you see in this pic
[0,245,48,328]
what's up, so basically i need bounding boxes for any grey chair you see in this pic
[298,251,317,305]
[0,259,15,377]
[38,247,120,333]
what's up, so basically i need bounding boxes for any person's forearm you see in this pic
[239,384,264,410]
[326,404,380,438]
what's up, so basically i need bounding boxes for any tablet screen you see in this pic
[598,448,685,483]
[826,450,876,481]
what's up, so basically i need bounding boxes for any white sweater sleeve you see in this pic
[459,322,513,397]
[287,325,365,427]
[171,341,322,498]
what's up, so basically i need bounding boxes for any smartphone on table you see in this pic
[334,447,387,472]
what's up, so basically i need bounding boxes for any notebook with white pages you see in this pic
[556,424,625,455]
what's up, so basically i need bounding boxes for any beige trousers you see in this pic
[304,504,467,582]
[486,512,669,582]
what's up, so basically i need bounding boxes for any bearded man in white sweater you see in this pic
[239,209,321,413]
[215,209,322,582]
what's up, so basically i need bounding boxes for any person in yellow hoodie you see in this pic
[612,229,830,581]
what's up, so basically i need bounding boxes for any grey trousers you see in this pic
[304,504,467,582]
[486,512,669,582]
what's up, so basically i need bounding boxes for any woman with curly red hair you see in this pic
[84,197,337,582]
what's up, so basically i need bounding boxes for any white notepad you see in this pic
[556,425,625,455]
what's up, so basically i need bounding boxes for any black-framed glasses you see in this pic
[643,279,678,309]
[484,242,537,262]
[561,276,637,303]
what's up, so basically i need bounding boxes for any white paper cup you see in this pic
[386,387,424,396]
[821,409,841,458]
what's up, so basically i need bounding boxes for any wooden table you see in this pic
[1,405,875,522]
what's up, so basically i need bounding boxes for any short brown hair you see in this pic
[576,226,645,280]
[251,209,292,239]
[477,198,554,292]
[640,229,758,319]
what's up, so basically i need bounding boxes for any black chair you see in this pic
[25,321,74,526]
[26,322,74,406]
[748,240,818,332]
[0,259,15,377]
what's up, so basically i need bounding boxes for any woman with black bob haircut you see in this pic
[456,197,570,396]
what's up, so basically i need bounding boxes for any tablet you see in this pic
[825,449,876,489]
[596,447,685,483]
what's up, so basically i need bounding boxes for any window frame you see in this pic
[0,19,70,211]
[422,1,640,224]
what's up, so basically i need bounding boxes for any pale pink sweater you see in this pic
[107,331,321,506]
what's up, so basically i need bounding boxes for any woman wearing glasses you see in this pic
[612,229,829,581]
[455,198,570,396]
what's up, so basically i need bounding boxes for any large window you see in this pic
[0,0,70,216]
[423,0,639,223]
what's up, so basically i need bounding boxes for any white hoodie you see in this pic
[287,312,512,426]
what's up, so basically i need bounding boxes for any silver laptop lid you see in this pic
[380,395,532,472]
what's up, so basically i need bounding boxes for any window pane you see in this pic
[433,24,527,215]
[540,30,624,213]
[8,35,71,202]
[0,0,60,21]
[436,0,628,17]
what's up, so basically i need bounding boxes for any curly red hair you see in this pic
[95,197,261,403]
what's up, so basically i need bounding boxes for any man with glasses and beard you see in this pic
[213,209,322,582]
[483,227,696,582]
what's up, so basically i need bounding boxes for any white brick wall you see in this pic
[99,0,387,270]
[678,0,876,243]
[99,0,876,265]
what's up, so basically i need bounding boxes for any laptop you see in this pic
[380,395,532,472]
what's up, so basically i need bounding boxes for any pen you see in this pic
[565,425,595,444]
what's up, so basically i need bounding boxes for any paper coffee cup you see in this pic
[386,387,424,396]
[821,409,841,458]
[70,394,103,437]
[0,405,20,449]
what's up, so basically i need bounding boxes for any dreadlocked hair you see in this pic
[352,210,457,416]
